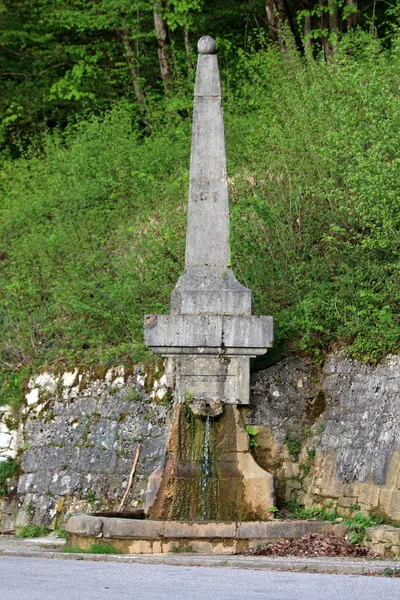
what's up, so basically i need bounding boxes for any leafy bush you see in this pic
[0,106,188,371]
[63,543,118,554]
[0,31,399,382]
[15,524,50,538]
[0,459,19,496]
[229,31,400,363]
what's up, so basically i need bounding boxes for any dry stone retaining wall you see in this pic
[248,353,400,520]
[0,364,171,531]
[0,352,399,531]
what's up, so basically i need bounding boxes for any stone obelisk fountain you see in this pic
[144,37,274,521]
[66,37,276,552]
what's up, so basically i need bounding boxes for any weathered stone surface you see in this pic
[66,513,355,555]
[163,521,236,539]
[197,35,216,55]
[237,453,274,520]
[145,315,273,354]
[248,353,400,520]
[236,520,334,540]
[147,405,274,521]
[170,355,251,404]
[171,268,252,317]
[2,351,399,532]
[102,518,164,540]
[144,36,274,411]
[365,525,400,557]
[66,514,104,538]
[0,409,19,461]
[0,366,170,530]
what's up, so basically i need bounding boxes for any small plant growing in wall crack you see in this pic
[124,389,142,402]
[170,544,195,553]
[299,463,311,477]
[307,448,316,461]
[284,433,301,458]
[245,426,258,449]
[184,392,195,403]
[0,458,19,496]
[85,490,96,505]
[347,512,374,544]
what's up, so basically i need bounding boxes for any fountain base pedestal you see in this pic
[145,404,274,522]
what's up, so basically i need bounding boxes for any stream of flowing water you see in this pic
[200,414,211,520]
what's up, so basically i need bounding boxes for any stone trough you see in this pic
[66,516,343,555]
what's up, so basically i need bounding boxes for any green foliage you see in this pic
[0,458,19,496]
[383,567,400,577]
[0,106,187,371]
[15,524,50,538]
[229,31,400,364]
[284,433,302,458]
[63,542,118,554]
[299,463,311,476]
[0,31,399,381]
[124,389,142,402]
[170,543,195,553]
[306,448,316,461]
[283,499,339,522]
[282,500,394,545]
[53,528,67,539]
[0,369,30,412]
[0,0,267,150]
[85,490,96,504]
[347,512,375,544]
[245,426,259,448]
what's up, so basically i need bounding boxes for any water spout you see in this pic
[191,399,224,418]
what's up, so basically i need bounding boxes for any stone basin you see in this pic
[66,515,344,555]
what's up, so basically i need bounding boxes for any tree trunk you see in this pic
[265,0,300,52]
[153,0,172,92]
[265,0,280,44]
[303,13,313,55]
[346,0,358,29]
[116,28,151,135]
[320,1,332,58]
[329,0,339,32]
[184,21,194,74]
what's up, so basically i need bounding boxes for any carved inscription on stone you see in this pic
[191,190,219,203]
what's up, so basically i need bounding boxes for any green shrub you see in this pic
[228,34,400,363]
[0,31,399,377]
[15,524,50,538]
[63,543,118,554]
[0,459,19,496]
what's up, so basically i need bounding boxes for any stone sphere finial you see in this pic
[197,36,216,54]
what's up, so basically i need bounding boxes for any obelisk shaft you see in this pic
[144,36,273,406]
[185,40,230,269]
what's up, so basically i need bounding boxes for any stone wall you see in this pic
[246,353,400,520]
[0,364,171,531]
[1,352,399,531]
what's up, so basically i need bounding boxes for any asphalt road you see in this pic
[1,556,400,600]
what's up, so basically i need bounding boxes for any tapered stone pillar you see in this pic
[144,37,275,520]
[145,36,273,405]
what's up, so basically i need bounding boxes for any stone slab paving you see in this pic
[1,534,400,576]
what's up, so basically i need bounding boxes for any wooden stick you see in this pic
[118,443,141,512]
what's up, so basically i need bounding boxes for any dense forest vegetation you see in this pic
[1,1,400,403]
